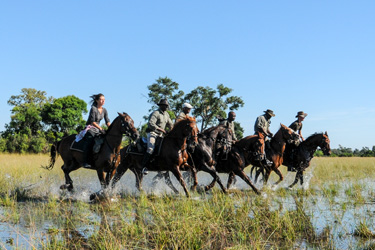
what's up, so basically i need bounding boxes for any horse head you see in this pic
[172,116,198,143]
[117,112,139,141]
[242,132,265,162]
[187,117,199,150]
[320,131,331,156]
[280,123,300,145]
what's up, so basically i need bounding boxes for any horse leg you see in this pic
[227,172,235,189]
[134,169,144,192]
[233,169,260,195]
[189,167,198,192]
[272,167,284,186]
[162,172,179,194]
[170,168,190,198]
[96,170,107,190]
[151,172,164,187]
[289,172,299,188]
[298,170,304,186]
[60,163,78,191]
[111,164,129,189]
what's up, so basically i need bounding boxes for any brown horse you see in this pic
[251,124,300,186]
[111,116,199,197]
[211,132,265,194]
[43,112,139,197]
[283,132,331,188]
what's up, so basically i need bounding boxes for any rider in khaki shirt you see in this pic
[254,109,275,166]
[142,99,173,175]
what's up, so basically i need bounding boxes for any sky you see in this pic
[1,1,374,150]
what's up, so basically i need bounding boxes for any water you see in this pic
[1,168,375,249]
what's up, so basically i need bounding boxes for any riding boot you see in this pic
[81,134,93,169]
[82,149,92,169]
[141,152,152,175]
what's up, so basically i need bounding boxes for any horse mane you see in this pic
[201,124,226,136]
[105,113,129,134]
[236,134,257,148]
[168,116,195,136]
[305,132,324,142]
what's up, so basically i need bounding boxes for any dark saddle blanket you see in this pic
[70,136,104,154]
[127,137,164,156]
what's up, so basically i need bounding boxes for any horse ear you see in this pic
[325,131,328,136]
[117,112,123,117]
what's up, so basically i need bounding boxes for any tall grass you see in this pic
[1,154,375,249]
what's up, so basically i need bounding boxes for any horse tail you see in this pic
[42,141,60,170]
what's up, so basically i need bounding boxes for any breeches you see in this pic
[146,133,158,154]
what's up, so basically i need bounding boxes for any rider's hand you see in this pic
[268,132,273,138]
[100,129,106,135]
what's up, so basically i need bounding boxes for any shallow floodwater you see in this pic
[1,165,375,249]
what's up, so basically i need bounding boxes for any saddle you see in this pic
[70,135,105,154]
[127,137,164,157]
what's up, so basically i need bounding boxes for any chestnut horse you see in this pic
[43,112,139,197]
[111,116,199,197]
[211,132,265,194]
[283,132,331,188]
[251,124,300,186]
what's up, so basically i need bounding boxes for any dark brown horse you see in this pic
[151,124,235,194]
[211,132,265,194]
[111,116,199,197]
[283,132,331,188]
[44,112,139,197]
[251,124,300,186]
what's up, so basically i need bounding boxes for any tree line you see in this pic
[1,77,373,156]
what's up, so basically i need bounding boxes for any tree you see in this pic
[4,88,51,137]
[146,76,184,117]
[41,95,87,141]
[183,84,244,131]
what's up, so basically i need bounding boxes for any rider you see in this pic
[287,111,307,171]
[175,102,193,123]
[289,111,307,142]
[81,93,111,169]
[254,109,275,166]
[219,111,237,141]
[142,99,174,175]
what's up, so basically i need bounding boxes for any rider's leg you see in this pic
[82,131,95,169]
[142,132,156,175]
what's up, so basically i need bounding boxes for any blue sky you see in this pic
[1,1,374,149]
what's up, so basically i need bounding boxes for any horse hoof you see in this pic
[60,184,72,190]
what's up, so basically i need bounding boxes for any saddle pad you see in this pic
[70,140,85,152]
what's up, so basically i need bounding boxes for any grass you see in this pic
[1,154,375,249]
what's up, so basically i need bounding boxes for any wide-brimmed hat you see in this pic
[182,103,193,109]
[157,99,169,106]
[296,111,308,118]
[264,109,275,117]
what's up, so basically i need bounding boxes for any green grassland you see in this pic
[1,154,375,249]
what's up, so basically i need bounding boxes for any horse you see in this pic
[210,132,265,194]
[250,124,300,186]
[43,112,139,198]
[150,123,235,194]
[110,116,199,197]
[283,132,331,188]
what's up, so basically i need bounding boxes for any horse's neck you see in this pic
[202,128,221,149]
[302,136,321,153]
[270,133,286,154]
[105,122,123,150]
[166,130,187,149]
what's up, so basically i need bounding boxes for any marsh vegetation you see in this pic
[1,154,375,249]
